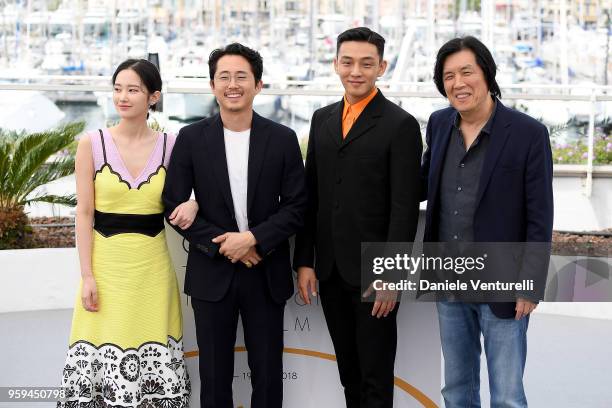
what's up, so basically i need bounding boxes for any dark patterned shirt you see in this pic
[438,99,498,242]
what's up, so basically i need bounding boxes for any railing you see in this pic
[1,77,611,196]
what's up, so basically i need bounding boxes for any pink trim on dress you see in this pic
[89,128,176,189]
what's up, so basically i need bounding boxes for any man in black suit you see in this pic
[421,37,553,407]
[162,43,306,408]
[293,27,422,408]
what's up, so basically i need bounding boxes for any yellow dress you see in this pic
[59,129,190,407]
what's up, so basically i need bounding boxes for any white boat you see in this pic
[0,91,65,133]
[253,94,281,119]
[163,93,217,121]
[517,99,571,127]
[95,92,117,119]
[161,48,218,120]
[398,97,449,124]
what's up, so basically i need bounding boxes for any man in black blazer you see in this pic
[421,37,553,407]
[294,28,422,408]
[163,43,306,408]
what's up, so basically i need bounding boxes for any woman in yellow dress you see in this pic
[59,59,194,407]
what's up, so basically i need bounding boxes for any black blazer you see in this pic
[421,99,554,318]
[294,90,423,286]
[163,112,307,304]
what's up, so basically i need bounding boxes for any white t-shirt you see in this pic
[223,127,250,232]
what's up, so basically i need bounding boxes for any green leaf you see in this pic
[0,140,15,202]
[10,123,83,195]
[24,194,77,207]
[18,158,75,204]
[0,121,84,211]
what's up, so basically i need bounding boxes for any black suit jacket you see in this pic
[163,112,307,304]
[421,99,554,318]
[294,90,423,286]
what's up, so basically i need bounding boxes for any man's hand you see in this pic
[239,247,262,268]
[515,297,537,320]
[297,267,318,305]
[213,231,257,263]
[169,199,199,230]
[363,283,397,318]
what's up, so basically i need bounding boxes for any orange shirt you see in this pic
[342,87,378,138]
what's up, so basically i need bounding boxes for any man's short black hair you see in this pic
[208,43,263,83]
[337,27,385,60]
[433,36,502,98]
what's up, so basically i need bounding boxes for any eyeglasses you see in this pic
[214,74,250,84]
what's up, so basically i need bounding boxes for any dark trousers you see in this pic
[319,268,398,408]
[191,265,285,408]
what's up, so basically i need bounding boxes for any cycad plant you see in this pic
[0,122,84,249]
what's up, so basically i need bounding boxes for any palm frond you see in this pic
[0,121,84,210]
[548,122,571,138]
[18,158,76,204]
[0,140,14,198]
[10,122,83,195]
[0,128,25,143]
[24,194,77,207]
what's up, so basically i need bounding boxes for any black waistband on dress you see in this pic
[93,210,164,237]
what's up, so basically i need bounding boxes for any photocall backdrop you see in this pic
[165,225,442,408]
